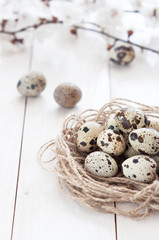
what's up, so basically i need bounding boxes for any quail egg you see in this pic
[122,155,157,183]
[105,114,120,132]
[129,128,159,155]
[115,108,148,133]
[17,71,46,97]
[77,121,103,153]
[109,43,135,65]
[97,129,126,156]
[123,133,140,158]
[54,82,82,108]
[85,151,118,177]
[147,116,159,132]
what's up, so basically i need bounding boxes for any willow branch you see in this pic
[0,18,159,54]
[74,25,159,54]
[0,19,63,35]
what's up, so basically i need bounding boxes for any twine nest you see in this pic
[39,98,159,220]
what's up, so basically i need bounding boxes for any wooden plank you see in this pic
[0,49,30,239]
[110,48,159,240]
[12,27,116,239]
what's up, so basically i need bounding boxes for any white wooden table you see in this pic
[1,23,159,240]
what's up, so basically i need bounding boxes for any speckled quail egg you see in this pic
[123,133,140,158]
[109,43,135,65]
[17,71,46,97]
[147,116,159,132]
[122,155,157,183]
[105,114,120,132]
[97,129,126,156]
[77,121,103,153]
[129,128,159,155]
[151,154,159,171]
[85,151,118,177]
[115,108,148,133]
[124,144,140,159]
[54,82,82,108]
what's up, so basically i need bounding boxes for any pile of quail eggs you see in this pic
[76,108,159,183]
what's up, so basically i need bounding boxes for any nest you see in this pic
[38,98,159,220]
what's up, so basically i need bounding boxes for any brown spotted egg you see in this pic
[122,155,157,183]
[129,128,159,155]
[85,151,118,177]
[147,116,159,132]
[123,133,139,158]
[97,129,126,156]
[109,43,135,65]
[115,108,148,133]
[54,82,82,108]
[151,154,159,171]
[105,115,120,132]
[77,121,103,153]
[17,71,46,97]
[124,144,139,159]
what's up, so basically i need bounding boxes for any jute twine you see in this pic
[38,98,159,219]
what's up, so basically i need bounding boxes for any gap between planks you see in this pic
[10,39,117,240]
[108,60,118,240]
[10,97,28,240]
[10,40,34,240]
[114,202,118,240]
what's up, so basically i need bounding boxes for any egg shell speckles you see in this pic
[85,151,118,177]
[105,115,120,132]
[151,154,159,171]
[54,82,82,108]
[123,133,139,158]
[17,71,46,97]
[129,128,159,155]
[97,129,126,156]
[124,145,139,159]
[115,108,148,133]
[77,121,103,153]
[147,116,159,132]
[109,43,135,65]
[122,155,157,183]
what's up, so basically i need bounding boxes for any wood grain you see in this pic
[1,21,159,240]
[110,48,159,240]
[0,50,30,239]
[12,27,116,240]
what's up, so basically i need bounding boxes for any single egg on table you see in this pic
[54,82,82,108]
[17,71,46,97]
[109,43,135,65]
[77,121,103,153]
[85,151,118,177]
